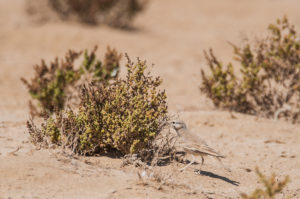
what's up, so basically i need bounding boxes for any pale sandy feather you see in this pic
[176,127,225,158]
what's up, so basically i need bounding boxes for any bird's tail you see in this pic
[217,154,226,158]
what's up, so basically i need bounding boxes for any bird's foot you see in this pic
[178,168,185,172]
[194,169,202,175]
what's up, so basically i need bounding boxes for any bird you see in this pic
[170,120,230,173]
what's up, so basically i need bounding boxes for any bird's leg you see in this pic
[179,155,195,172]
[194,155,204,175]
[200,155,204,171]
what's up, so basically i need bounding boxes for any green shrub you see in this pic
[80,46,121,83]
[201,16,300,123]
[27,56,168,155]
[26,0,148,28]
[241,167,290,199]
[21,46,121,116]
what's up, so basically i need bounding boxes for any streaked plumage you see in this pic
[171,120,229,172]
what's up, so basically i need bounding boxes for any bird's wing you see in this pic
[181,130,210,146]
[182,142,225,158]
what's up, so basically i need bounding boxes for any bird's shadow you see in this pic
[197,170,240,186]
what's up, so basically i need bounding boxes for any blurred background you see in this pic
[0,0,300,120]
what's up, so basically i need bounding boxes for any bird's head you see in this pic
[170,120,187,136]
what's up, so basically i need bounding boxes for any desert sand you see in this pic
[0,0,299,198]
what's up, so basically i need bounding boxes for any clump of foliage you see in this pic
[80,46,121,83]
[27,56,168,155]
[21,46,121,116]
[26,0,148,28]
[21,50,81,116]
[201,16,300,123]
[241,167,290,199]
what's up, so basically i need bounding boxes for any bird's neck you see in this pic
[175,128,185,137]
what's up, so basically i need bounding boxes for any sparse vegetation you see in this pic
[241,167,290,199]
[201,16,300,123]
[80,46,121,83]
[26,0,148,28]
[21,46,121,116]
[122,129,179,166]
[27,56,169,155]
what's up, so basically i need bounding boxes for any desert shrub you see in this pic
[27,56,169,155]
[26,0,148,28]
[128,129,178,166]
[201,16,300,123]
[21,46,121,116]
[241,167,290,199]
[80,46,121,83]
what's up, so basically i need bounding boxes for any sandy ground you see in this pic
[0,0,300,198]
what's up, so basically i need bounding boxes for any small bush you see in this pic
[21,46,121,116]
[80,46,121,83]
[241,167,290,199]
[26,0,148,28]
[27,56,168,155]
[201,16,300,123]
